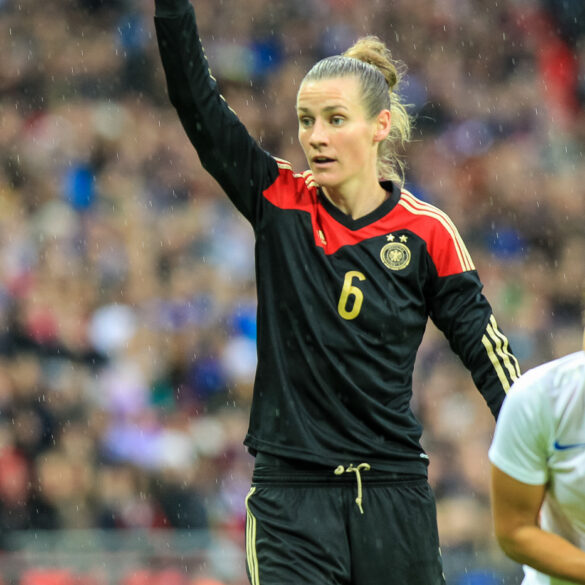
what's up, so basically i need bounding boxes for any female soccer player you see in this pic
[489,325,585,585]
[154,1,520,582]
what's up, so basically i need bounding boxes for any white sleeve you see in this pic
[488,374,551,485]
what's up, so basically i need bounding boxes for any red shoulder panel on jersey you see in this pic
[263,166,474,277]
[397,190,475,277]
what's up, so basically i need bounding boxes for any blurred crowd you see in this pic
[0,0,584,583]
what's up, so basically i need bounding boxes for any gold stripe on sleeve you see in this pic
[274,156,293,171]
[300,169,318,189]
[398,191,475,272]
[481,332,512,393]
[488,315,521,380]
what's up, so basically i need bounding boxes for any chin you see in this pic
[311,171,337,188]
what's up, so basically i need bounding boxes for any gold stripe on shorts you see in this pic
[245,486,259,585]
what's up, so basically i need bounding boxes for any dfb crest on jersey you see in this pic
[380,242,411,271]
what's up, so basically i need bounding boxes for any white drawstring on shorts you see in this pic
[334,463,371,514]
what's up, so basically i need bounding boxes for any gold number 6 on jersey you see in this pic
[338,271,366,320]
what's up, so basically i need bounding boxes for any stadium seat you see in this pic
[189,578,226,585]
[120,569,153,585]
[151,568,187,585]
[20,568,76,585]
[121,568,188,585]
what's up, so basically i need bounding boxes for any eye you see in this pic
[330,115,345,126]
[299,116,313,128]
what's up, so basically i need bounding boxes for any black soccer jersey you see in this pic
[154,0,520,475]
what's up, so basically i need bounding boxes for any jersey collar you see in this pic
[317,180,400,231]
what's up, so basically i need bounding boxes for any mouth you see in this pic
[311,156,336,167]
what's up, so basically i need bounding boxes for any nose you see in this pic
[309,119,328,148]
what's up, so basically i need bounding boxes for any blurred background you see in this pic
[0,0,584,583]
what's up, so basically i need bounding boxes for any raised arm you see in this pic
[154,0,279,223]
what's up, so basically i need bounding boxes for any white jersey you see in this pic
[488,350,585,585]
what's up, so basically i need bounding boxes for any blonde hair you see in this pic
[302,36,412,185]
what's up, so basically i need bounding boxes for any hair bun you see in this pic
[343,36,398,90]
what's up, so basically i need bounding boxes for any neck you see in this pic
[323,179,388,220]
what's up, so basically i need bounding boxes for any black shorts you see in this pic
[245,453,445,585]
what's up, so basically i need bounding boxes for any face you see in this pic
[296,76,390,197]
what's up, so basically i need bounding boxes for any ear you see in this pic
[373,109,392,143]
